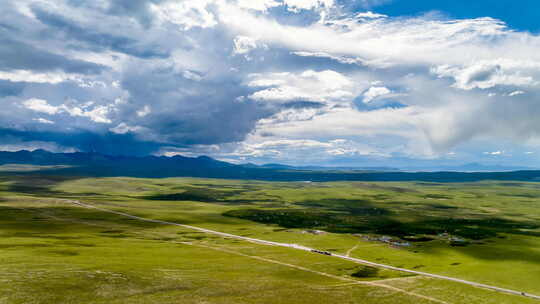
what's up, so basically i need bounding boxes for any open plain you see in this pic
[1,174,540,303]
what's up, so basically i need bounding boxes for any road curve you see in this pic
[65,199,540,301]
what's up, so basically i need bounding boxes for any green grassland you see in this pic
[1,174,539,303]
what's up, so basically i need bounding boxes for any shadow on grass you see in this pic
[1,174,83,197]
[354,183,420,193]
[143,186,278,206]
[223,207,539,240]
[419,234,540,264]
[0,205,164,237]
[298,199,392,216]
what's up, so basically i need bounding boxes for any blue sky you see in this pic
[375,0,540,33]
[1,0,540,168]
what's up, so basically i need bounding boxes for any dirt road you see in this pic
[64,199,540,301]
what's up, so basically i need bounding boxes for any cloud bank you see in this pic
[1,0,540,166]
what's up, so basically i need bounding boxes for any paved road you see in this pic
[65,199,540,301]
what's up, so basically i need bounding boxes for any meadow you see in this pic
[1,173,539,303]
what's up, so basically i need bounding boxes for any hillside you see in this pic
[3,150,540,182]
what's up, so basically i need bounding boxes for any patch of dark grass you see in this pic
[145,191,217,202]
[65,242,96,247]
[351,266,379,278]
[355,183,419,193]
[415,182,443,186]
[136,285,191,296]
[423,194,452,199]
[100,230,125,234]
[402,236,434,242]
[498,192,540,198]
[497,183,527,187]
[5,175,81,197]
[0,243,52,249]
[152,237,177,241]
[224,209,344,230]
[144,186,247,202]
[48,249,79,256]
[3,208,151,240]
[183,235,206,240]
[298,199,392,216]
[450,240,471,247]
[429,204,458,210]
[103,234,130,238]
[37,235,82,240]
[369,194,393,200]
[224,208,539,241]
[143,186,268,206]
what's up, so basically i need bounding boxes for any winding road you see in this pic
[64,199,540,301]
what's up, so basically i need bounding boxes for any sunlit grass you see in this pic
[1,175,539,303]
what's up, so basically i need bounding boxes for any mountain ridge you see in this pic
[2,149,540,182]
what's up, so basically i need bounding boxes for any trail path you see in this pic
[346,243,361,257]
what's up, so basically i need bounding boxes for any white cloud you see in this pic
[183,70,203,81]
[293,51,364,65]
[233,36,259,55]
[355,11,387,19]
[484,151,503,155]
[250,139,333,149]
[80,105,112,124]
[432,62,536,90]
[0,70,72,84]
[136,105,151,117]
[151,0,217,30]
[22,98,61,115]
[363,86,391,102]
[22,98,112,124]
[33,118,55,124]
[109,122,143,134]
[508,90,525,96]
[248,70,357,103]
[236,0,281,11]
[225,137,381,161]
[219,5,540,70]
[257,106,419,139]
[283,0,335,12]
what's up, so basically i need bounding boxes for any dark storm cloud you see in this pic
[0,0,275,155]
[119,65,273,146]
[0,36,106,74]
[31,6,169,59]
[0,127,163,156]
[106,0,161,28]
[0,80,24,97]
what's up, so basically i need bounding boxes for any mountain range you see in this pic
[1,149,540,183]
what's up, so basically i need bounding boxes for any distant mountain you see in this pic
[255,163,399,172]
[257,163,296,170]
[436,162,534,172]
[0,149,233,168]
[2,150,540,183]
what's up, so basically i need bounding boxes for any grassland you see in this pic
[1,174,539,303]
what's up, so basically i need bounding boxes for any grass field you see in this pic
[1,174,539,303]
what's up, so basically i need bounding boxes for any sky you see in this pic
[1,0,540,168]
